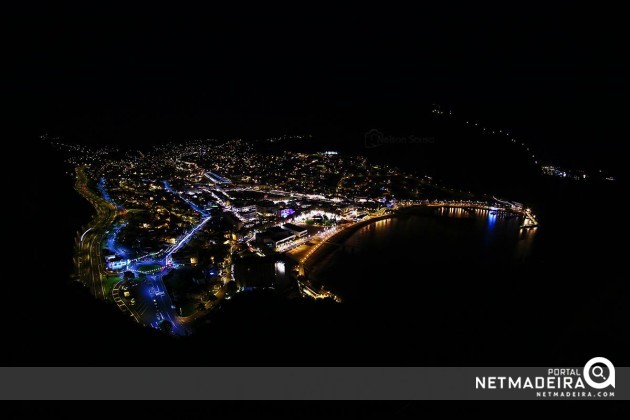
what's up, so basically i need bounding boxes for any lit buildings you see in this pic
[256,200,278,217]
[256,227,295,251]
[282,223,308,238]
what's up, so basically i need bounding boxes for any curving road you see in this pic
[75,167,118,301]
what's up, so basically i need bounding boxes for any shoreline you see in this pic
[292,203,532,283]
[292,212,402,279]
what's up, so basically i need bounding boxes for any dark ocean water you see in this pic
[304,170,628,365]
[314,208,535,302]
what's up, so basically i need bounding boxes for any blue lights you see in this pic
[487,211,497,229]
[204,171,231,184]
[163,180,209,217]
[98,177,121,209]
[280,208,295,218]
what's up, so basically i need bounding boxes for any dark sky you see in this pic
[8,5,628,165]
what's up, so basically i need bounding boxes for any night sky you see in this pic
[11,6,627,162]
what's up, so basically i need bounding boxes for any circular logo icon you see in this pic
[584,357,615,389]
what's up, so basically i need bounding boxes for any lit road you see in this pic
[75,167,118,301]
[75,168,186,333]
[112,278,187,334]
[75,172,216,334]
[164,215,213,266]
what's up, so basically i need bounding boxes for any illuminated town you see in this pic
[47,135,539,335]
[8,4,627,404]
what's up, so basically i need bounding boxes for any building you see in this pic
[278,208,296,219]
[230,199,256,214]
[241,210,258,221]
[171,253,198,267]
[229,199,258,221]
[233,256,289,291]
[204,171,231,184]
[256,226,295,251]
[256,199,278,216]
[282,223,308,238]
[108,257,129,270]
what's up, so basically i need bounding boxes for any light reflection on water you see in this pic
[313,208,537,299]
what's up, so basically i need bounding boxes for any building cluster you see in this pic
[55,136,482,306]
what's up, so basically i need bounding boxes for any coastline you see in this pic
[291,211,423,282]
[297,205,441,269]
[291,203,533,287]
[310,215,392,264]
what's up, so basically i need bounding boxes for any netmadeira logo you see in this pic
[475,357,615,399]
[583,357,615,390]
